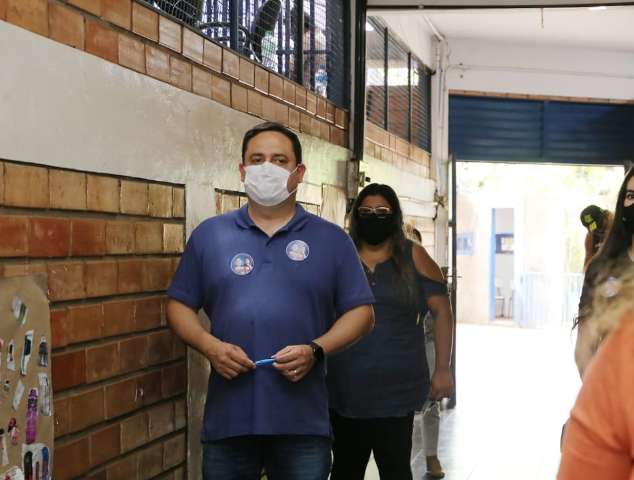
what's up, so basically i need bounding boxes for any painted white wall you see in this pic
[446,39,634,100]
[376,13,435,67]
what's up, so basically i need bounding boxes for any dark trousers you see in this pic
[330,411,414,480]
[202,435,331,480]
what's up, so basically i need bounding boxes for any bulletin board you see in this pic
[0,276,53,480]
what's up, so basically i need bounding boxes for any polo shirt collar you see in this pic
[235,203,310,233]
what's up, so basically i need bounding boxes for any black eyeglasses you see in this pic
[358,206,393,218]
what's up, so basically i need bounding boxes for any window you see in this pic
[143,0,349,108]
[366,16,432,152]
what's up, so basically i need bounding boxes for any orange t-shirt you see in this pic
[559,313,634,480]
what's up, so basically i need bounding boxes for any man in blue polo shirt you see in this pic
[167,122,375,480]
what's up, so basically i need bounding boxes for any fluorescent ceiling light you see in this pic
[588,5,607,10]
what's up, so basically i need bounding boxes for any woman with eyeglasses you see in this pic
[327,183,454,480]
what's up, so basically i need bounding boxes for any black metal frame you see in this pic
[353,0,368,162]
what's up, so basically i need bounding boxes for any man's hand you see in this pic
[205,340,255,380]
[273,345,315,382]
[429,367,454,400]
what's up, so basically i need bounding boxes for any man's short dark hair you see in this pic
[242,122,302,165]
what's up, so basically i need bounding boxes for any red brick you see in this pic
[335,108,347,128]
[0,0,5,19]
[147,329,173,366]
[85,260,118,297]
[87,174,119,212]
[275,102,289,126]
[0,161,4,203]
[159,15,181,52]
[172,336,186,359]
[49,3,85,50]
[326,102,336,124]
[163,432,186,469]
[121,412,149,452]
[103,298,135,337]
[119,335,148,374]
[300,113,312,134]
[54,397,70,438]
[119,33,146,73]
[54,437,90,480]
[311,117,321,138]
[106,221,135,254]
[51,307,70,348]
[47,261,85,301]
[87,471,108,480]
[102,0,131,29]
[317,97,327,119]
[306,92,317,114]
[132,2,158,41]
[283,80,296,104]
[211,73,231,107]
[183,27,203,63]
[4,163,49,208]
[170,56,192,91]
[135,221,163,253]
[247,89,263,117]
[163,223,184,253]
[162,362,186,398]
[28,217,70,257]
[67,303,104,344]
[261,97,276,122]
[0,216,28,257]
[203,39,222,72]
[50,169,87,210]
[232,83,248,112]
[117,259,144,293]
[105,377,139,419]
[239,58,255,86]
[137,370,162,406]
[193,66,212,99]
[52,349,86,391]
[254,66,269,93]
[71,219,106,256]
[6,0,48,37]
[107,454,138,480]
[146,45,171,83]
[143,258,173,291]
[87,342,120,383]
[148,184,173,218]
[148,402,174,440]
[68,0,100,16]
[90,423,121,468]
[85,19,118,63]
[135,296,163,331]
[223,49,239,79]
[289,109,300,131]
[174,399,186,430]
[120,180,148,215]
[69,387,105,432]
[269,74,283,99]
[139,443,163,479]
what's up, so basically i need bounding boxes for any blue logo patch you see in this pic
[230,253,254,276]
[286,240,310,262]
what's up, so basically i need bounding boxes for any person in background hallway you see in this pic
[327,184,454,480]
[166,122,375,480]
[579,205,613,271]
[406,226,446,479]
[559,267,634,480]
[575,167,634,378]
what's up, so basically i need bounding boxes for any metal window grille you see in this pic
[141,0,349,108]
[366,16,432,152]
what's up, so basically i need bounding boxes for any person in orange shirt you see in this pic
[559,267,634,480]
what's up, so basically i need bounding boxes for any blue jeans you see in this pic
[202,435,332,480]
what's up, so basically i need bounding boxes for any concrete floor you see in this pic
[366,323,582,480]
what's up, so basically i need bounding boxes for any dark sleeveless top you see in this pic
[326,241,448,418]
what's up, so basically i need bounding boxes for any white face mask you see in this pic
[243,162,298,207]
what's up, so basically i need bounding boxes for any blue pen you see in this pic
[255,358,276,367]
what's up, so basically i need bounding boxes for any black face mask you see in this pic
[622,204,634,235]
[357,215,398,245]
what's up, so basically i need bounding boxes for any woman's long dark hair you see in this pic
[349,183,417,305]
[592,167,634,264]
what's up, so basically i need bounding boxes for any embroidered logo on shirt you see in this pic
[286,240,310,262]
[230,253,254,276]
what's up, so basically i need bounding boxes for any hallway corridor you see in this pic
[368,323,581,479]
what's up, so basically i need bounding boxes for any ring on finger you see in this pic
[292,369,299,375]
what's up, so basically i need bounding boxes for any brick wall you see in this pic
[0,0,349,150]
[0,160,187,480]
